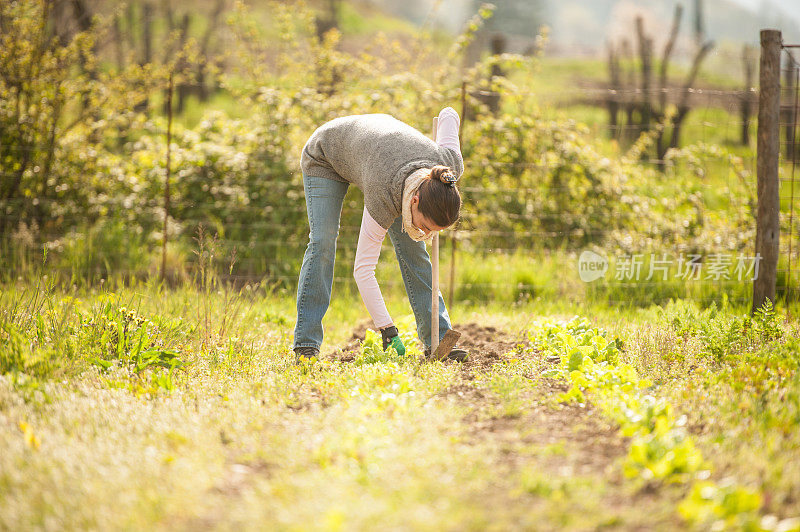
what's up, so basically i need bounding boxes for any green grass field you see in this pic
[2,276,799,530]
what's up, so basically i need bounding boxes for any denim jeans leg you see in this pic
[386,216,452,350]
[293,174,349,350]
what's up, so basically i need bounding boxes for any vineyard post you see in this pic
[753,29,781,313]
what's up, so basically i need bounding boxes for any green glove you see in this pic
[381,326,406,356]
[389,335,406,356]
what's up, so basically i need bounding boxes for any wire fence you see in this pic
[4,33,800,311]
[780,41,800,308]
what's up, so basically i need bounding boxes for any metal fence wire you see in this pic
[5,34,800,310]
[780,42,800,306]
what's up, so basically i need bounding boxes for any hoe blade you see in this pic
[431,329,461,361]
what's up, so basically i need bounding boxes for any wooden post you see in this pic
[753,29,782,313]
[784,54,796,159]
[431,116,439,355]
[741,44,754,147]
[161,71,174,284]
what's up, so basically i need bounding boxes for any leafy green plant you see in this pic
[356,329,396,365]
[80,304,185,389]
[753,299,782,342]
[355,328,414,366]
[624,423,705,483]
[530,315,767,523]
[678,481,764,530]
[0,321,49,377]
[0,274,72,380]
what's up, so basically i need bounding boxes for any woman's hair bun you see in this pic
[430,165,457,186]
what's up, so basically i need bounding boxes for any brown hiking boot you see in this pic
[424,345,468,362]
[294,346,320,364]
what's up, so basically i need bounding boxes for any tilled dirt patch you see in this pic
[457,321,532,371]
[328,321,532,367]
[330,319,630,482]
[327,319,372,362]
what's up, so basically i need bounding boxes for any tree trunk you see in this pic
[659,5,682,112]
[142,2,152,65]
[693,0,705,46]
[655,5,683,165]
[196,0,225,102]
[112,13,125,72]
[176,13,191,113]
[487,33,506,115]
[606,43,620,138]
[134,1,154,114]
[70,0,99,139]
[37,84,63,229]
[635,16,653,133]
[672,40,714,153]
[620,39,636,142]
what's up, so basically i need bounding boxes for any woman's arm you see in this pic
[353,206,393,329]
[436,107,460,151]
[436,106,463,177]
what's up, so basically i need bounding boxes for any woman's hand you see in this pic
[380,325,406,356]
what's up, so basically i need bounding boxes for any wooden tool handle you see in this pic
[431,116,439,355]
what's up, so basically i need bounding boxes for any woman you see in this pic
[293,106,468,363]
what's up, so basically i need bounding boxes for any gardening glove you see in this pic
[380,325,406,356]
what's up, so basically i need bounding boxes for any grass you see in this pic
[2,273,800,529]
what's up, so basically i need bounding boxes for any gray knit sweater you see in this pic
[300,113,464,230]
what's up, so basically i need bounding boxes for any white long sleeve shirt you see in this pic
[353,107,462,328]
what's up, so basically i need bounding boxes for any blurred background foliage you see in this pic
[0,0,787,305]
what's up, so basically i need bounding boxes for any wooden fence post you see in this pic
[753,29,782,313]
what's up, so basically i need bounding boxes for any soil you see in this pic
[456,322,531,372]
[326,321,532,368]
[329,319,630,478]
[326,319,372,362]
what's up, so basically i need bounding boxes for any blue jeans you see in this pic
[293,174,452,351]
